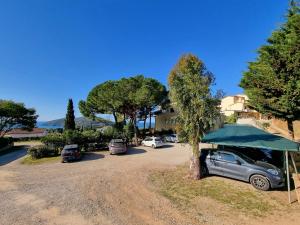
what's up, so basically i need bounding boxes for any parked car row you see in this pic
[61,135,179,161]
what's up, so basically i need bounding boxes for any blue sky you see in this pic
[0,0,289,121]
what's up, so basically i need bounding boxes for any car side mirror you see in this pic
[235,160,241,165]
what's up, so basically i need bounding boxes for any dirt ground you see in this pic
[0,143,299,225]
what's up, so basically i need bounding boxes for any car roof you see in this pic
[63,144,78,150]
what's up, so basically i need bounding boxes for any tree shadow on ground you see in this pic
[81,152,105,161]
[123,148,147,155]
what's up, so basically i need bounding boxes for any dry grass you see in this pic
[150,165,285,217]
[21,155,60,165]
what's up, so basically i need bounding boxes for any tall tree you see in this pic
[168,54,221,180]
[79,80,122,125]
[240,1,300,140]
[64,99,76,130]
[0,100,38,137]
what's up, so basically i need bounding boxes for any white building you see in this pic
[220,94,250,116]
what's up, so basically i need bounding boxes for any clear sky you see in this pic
[0,0,289,121]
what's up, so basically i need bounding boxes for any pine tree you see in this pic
[240,0,300,140]
[64,99,76,130]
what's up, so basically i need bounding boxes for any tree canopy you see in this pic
[168,54,221,179]
[240,0,300,140]
[0,100,38,137]
[79,75,167,143]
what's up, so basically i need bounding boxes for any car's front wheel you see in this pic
[250,175,270,191]
[152,144,156,149]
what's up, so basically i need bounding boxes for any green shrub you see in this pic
[81,130,102,143]
[123,122,134,141]
[41,132,65,150]
[102,126,122,140]
[0,137,13,149]
[27,145,57,159]
[225,114,237,124]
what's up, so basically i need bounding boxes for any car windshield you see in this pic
[155,138,161,141]
[65,148,78,151]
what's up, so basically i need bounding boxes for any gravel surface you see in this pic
[2,143,299,225]
[0,143,198,225]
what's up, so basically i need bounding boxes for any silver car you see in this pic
[200,149,285,191]
[109,139,127,154]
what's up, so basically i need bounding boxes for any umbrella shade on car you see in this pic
[202,124,299,152]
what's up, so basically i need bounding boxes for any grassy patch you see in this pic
[21,155,60,165]
[150,166,284,216]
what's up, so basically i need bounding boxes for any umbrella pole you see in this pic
[286,150,291,204]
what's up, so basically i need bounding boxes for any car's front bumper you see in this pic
[269,175,285,188]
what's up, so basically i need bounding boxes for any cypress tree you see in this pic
[240,0,300,140]
[64,99,76,130]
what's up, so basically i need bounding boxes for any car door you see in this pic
[217,152,245,180]
[206,151,223,175]
[145,138,152,147]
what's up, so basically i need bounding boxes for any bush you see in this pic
[225,114,237,124]
[102,126,123,140]
[123,122,134,141]
[41,132,65,150]
[81,130,102,143]
[27,145,58,159]
[0,137,13,149]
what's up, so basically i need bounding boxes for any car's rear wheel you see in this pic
[250,175,270,191]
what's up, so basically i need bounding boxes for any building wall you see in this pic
[270,119,300,141]
[155,112,177,132]
[220,95,248,116]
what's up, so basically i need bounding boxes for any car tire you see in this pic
[61,159,65,163]
[152,144,156,149]
[250,175,270,191]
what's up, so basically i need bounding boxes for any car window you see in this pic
[155,138,161,141]
[219,153,236,162]
[145,138,151,141]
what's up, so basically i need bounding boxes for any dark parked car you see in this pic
[109,139,127,154]
[61,144,82,163]
[200,149,285,191]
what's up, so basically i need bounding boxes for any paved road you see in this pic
[0,148,27,166]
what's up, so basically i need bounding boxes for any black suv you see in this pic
[61,144,82,163]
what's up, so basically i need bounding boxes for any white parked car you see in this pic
[164,134,179,143]
[141,137,164,148]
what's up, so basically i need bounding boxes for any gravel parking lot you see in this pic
[1,143,300,225]
[0,143,197,225]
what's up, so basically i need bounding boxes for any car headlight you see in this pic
[267,169,279,176]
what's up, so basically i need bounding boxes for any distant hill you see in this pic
[38,117,113,129]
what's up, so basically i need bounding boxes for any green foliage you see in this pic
[102,126,122,140]
[168,54,221,179]
[81,130,102,143]
[225,114,237,124]
[168,54,221,143]
[64,99,76,130]
[41,132,65,150]
[123,122,135,140]
[0,137,13,149]
[0,99,38,137]
[27,145,58,159]
[240,1,300,138]
[80,75,167,144]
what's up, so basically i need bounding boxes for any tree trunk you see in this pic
[113,112,118,125]
[123,113,126,125]
[133,117,138,146]
[149,112,152,129]
[287,119,295,141]
[143,118,146,135]
[190,136,201,180]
